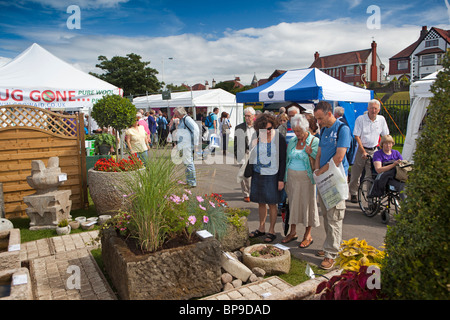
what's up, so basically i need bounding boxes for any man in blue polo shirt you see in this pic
[313,101,351,270]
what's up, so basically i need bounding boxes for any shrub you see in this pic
[316,266,382,300]
[381,50,450,299]
[91,94,136,132]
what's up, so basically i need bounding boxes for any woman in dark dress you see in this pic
[248,113,287,243]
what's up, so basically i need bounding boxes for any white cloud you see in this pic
[1,18,439,92]
[347,0,362,9]
[23,0,129,10]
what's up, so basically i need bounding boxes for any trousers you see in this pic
[318,192,346,260]
[349,148,376,196]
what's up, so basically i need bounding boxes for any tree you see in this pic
[90,53,162,97]
[91,94,137,157]
[381,50,450,299]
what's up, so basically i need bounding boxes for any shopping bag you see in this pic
[209,133,220,148]
[314,158,349,210]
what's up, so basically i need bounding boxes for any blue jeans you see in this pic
[181,149,196,187]
[137,150,148,164]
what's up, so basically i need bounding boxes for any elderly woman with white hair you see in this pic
[283,113,320,248]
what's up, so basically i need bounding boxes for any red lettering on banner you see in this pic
[12,89,23,101]
[56,91,67,101]
[30,90,41,102]
[0,89,10,101]
[68,91,76,101]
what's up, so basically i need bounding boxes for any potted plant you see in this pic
[100,150,225,300]
[56,219,71,235]
[242,244,291,275]
[91,95,136,158]
[93,133,117,155]
[88,154,144,215]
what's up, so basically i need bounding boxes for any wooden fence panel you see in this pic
[0,105,88,219]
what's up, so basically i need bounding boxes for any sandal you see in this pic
[299,238,313,248]
[249,230,265,238]
[281,234,298,244]
[264,233,276,243]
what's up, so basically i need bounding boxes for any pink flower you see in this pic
[196,196,204,203]
[178,180,187,184]
[209,201,215,208]
[203,216,209,223]
[184,189,192,195]
[182,194,189,201]
[199,205,206,211]
[188,215,196,225]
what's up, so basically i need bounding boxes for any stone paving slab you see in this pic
[20,230,117,300]
[202,276,293,300]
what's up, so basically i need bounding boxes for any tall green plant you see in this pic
[120,150,185,252]
[382,50,450,299]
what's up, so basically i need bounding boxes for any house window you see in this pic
[425,39,439,47]
[422,54,435,66]
[397,60,408,70]
[346,66,354,75]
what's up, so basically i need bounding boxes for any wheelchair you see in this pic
[357,155,403,224]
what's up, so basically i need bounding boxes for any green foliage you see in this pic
[120,149,184,252]
[91,94,136,132]
[93,133,117,153]
[382,50,450,300]
[90,53,162,96]
[58,219,69,227]
[225,207,250,231]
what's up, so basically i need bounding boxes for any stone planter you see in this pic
[88,168,143,216]
[101,228,223,300]
[56,225,71,235]
[242,244,291,275]
[219,217,249,252]
[0,268,33,300]
[0,229,21,272]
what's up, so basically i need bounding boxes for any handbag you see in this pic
[244,142,257,178]
[395,160,413,182]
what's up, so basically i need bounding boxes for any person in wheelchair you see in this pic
[369,135,405,200]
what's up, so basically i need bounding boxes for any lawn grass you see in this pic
[10,193,100,243]
[386,91,410,103]
[249,237,327,286]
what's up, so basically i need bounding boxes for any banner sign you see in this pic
[0,87,122,109]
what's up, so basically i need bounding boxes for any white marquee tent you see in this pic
[0,43,122,111]
[133,88,244,136]
[402,70,441,162]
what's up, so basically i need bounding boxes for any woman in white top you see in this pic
[125,115,150,163]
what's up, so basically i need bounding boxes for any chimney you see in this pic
[212,78,216,88]
[420,26,428,38]
[205,80,209,90]
[371,41,377,82]
[314,51,320,60]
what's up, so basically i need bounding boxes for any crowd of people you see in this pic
[98,99,397,270]
[234,99,395,270]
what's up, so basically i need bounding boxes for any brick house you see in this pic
[389,26,450,80]
[310,41,384,86]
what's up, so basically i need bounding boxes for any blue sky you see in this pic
[0,0,449,88]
